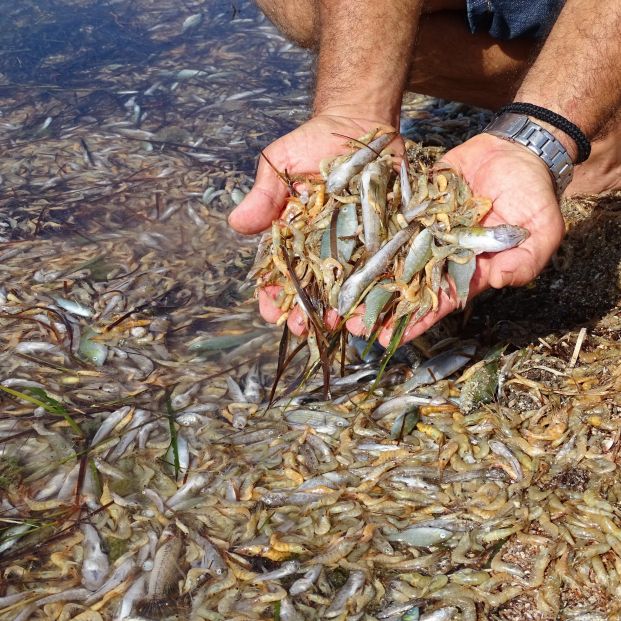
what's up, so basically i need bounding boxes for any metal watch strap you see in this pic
[483,112,574,196]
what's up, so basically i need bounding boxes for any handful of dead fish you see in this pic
[250,130,529,337]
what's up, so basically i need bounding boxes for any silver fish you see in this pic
[289,564,322,596]
[363,280,394,334]
[373,395,445,420]
[400,344,476,393]
[326,132,396,194]
[252,560,300,583]
[80,524,110,591]
[320,202,358,262]
[325,570,365,618]
[387,526,454,547]
[403,198,431,223]
[401,228,433,283]
[285,408,350,432]
[400,159,412,211]
[243,361,264,403]
[447,250,476,307]
[488,439,523,481]
[360,157,390,254]
[338,223,416,316]
[433,224,529,254]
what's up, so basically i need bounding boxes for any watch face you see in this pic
[488,113,529,138]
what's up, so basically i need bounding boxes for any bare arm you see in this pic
[388,0,621,344]
[516,0,621,158]
[313,0,423,126]
[228,0,423,237]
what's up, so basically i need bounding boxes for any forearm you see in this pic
[313,0,423,126]
[516,0,621,157]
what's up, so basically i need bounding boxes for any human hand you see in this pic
[229,113,399,334]
[345,132,566,347]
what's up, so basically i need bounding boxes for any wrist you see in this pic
[503,100,589,164]
[312,98,400,129]
[528,117,579,162]
[483,113,573,195]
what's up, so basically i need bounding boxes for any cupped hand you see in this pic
[229,113,398,335]
[355,133,566,347]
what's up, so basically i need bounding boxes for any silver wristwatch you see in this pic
[484,112,574,196]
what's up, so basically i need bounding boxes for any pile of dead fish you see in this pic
[0,0,620,620]
[2,263,621,621]
[250,131,528,343]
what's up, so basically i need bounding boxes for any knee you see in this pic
[255,0,319,50]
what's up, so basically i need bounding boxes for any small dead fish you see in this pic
[192,533,227,575]
[84,558,135,605]
[261,490,338,507]
[363,280,394,334]
[338,223,416,316]
[252,560,300,583]
[0,523,33,555]
[400,344,476,393]
[401,228,433,282]
[433,224,529,254]
[447,250,476,307]
[243,361,264,403]
[488,439,523,481]
[320,202,358,263]
[326,132,396,194]
[181,13,203,33]
[387,526,453,547]
[280,596,305,621]
[289,564,322,595]
[403,199,431,222]
[285,408,350,432]
[332,368,377,385]
[325,569,365,618]
[400,159,412,211]
[54,296,93,319]
[166,472,211,509]
[115,575,146,621]
[148,532,184,596]
[81,524,110,591]
[226,376,246,402]
[373,395,445,420]
[188,330,266,353]
[360,157,390,254]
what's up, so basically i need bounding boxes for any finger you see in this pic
[344,305,366,336]
[258,286,285,324]
[288,306,340,337]
[287,306,308,336]
[378,291,458,348]
[228,155,289,235]
[486,247,539,289]
[324,308,341,331]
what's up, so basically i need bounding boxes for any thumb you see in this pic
[228,155,289,235]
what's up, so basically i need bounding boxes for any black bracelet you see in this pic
[498,102,591,164]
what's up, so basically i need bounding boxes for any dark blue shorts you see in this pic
[466,0,565,39]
